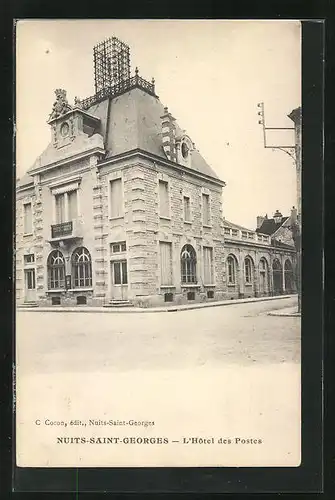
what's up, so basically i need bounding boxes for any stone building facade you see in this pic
[16,38,296,308]
[222,210,296,300]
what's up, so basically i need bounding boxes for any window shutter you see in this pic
[159,181,169,217]
[23,203,32,233]
[203,247,213,284]
[184,196,190,221]
[68,190,78,220]
[55,194,65,223]
[110,179,122,218]
[160,242,172,285]
[202,194,210,225]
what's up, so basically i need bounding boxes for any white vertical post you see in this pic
[64,192,69,222]
[282,261,286,293]
[52,195,56,224]
[77,189,80,218]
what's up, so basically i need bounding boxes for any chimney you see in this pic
[256,215,265,229]
[273,210,283,224]
[161,106,176,162]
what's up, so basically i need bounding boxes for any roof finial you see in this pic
[135,66,139,76]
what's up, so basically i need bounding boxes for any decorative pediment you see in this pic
[48,89,72,122]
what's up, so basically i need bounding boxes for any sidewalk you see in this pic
[17,294,297,314]
[267,306,301,317]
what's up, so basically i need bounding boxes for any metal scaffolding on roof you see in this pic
[93,37,131,94]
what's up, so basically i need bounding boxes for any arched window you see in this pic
[284,259,293,272]
[244,256,253,283]
[227,255,237,284]
[272,258,282,271]
[48,250,65,289]
[181,244,197,284]
[72,247,92,288]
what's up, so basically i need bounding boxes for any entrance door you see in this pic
[24,268,36,302]
[111,260,128,300]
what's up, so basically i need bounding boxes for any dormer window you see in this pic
[181,141,189,159]
[177,135,193,166]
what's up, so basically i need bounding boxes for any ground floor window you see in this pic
[181,244,197,284]
[72,247,92,288]
[48,250,65,289]
[25,268,35,289]
[244,256,253,283]
[113,260,128,285]
[227,255,237,284]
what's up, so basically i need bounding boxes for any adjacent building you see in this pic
[16,37,297,308]
[223,208,296,300]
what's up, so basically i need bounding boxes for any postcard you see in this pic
[15,19,301,468]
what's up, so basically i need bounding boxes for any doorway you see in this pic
[284,259,294,293]
[272,259,283,295]
[111,260,128,300]
[24,268,36,302]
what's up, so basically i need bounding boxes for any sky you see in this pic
[16,20,301,229]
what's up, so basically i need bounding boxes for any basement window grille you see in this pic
[164,293,174,302]
[77,296,87,305]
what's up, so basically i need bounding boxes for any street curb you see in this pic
[17,295,297,314]
[267,312,301,317]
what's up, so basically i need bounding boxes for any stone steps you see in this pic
[104,300,134,308]
[17,301,38,308]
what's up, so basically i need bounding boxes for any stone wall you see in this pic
[16,152,296,308]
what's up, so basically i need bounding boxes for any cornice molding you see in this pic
[98,148,226,187]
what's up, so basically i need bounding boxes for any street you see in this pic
[16,297,300,375]
[15,297,301,468]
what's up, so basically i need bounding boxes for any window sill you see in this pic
[159,216,171,221]
[203,284,216,287]
[184,220,192,225]
[160,285,176,289]
[202,224,212,229]
[227,283,237,287]
[109,216,124,221]
[47,289,65,293]
[181,283,200,288]
[23,232,33,237]
[68,288,93,292]
[244,283,253,286]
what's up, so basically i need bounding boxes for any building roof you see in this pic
[17,171,34,188]
[223,219,252,232]
[271,239,295,250]
[86,87,221,181]
[256,216,289,236]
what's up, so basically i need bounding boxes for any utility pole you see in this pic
[257,102,302,313]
